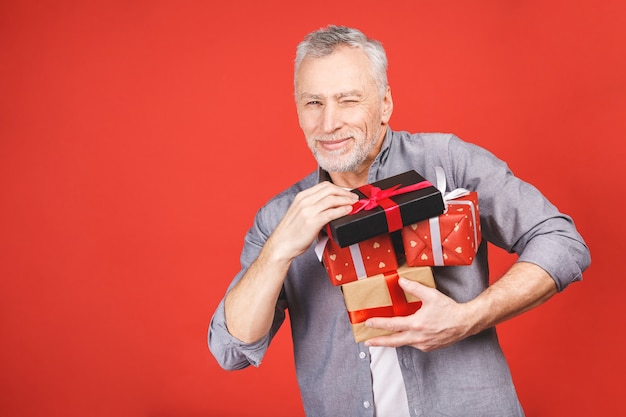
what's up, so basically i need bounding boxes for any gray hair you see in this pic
[294,25,389,98]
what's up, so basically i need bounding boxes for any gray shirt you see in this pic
[208,129,590,417]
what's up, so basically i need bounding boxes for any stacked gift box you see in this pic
[402,189,481,267]
[318,170,482,343]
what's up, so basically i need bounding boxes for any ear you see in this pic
[381,86,394,124]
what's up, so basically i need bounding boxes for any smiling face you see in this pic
[295,46,393,176]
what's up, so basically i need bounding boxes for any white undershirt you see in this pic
[369,346,411,417]
[338,187,411,416]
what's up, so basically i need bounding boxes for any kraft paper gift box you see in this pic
[321,233,399,286]
[326,170,445,248]
[341,264,435,343]
[401,191,481,267]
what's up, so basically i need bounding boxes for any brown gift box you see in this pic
[341,264,436,343]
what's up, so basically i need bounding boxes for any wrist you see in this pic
[460,298,490,338]
[261,234,299,269]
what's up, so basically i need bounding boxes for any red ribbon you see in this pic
[347,272,423,324]
[350,180,433,232]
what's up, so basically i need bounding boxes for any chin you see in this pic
[317,158,361,173]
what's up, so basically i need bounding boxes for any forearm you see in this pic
[224,237,292,344]
[464,261,557,336]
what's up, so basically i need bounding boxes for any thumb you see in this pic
[398,276,436,302]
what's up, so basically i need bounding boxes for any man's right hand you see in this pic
[267,181,359,263]
[224,181,358,343]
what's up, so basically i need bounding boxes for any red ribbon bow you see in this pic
[348,272,423,324]
[349,180,432,232]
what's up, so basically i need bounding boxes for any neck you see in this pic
[328,168,370,189]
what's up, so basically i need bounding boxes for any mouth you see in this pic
[318,137,352,151]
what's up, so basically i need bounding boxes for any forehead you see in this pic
[295,46,377,96]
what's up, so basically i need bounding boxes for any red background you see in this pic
[1,1,624,416]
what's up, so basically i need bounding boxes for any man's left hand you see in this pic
[363,277,475,351]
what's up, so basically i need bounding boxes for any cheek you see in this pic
[297,112,319,135]
[346,108,377,130]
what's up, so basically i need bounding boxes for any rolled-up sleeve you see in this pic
[208,294,272,369]
[445,135,591,291]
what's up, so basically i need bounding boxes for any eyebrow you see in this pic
[298,90,364,101]
[298,93,323,101]
[336,90,363,99]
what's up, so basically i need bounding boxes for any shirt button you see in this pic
[359,351,367,359]
[363,401,371,409]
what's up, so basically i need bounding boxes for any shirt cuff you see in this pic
[517,234,589,292]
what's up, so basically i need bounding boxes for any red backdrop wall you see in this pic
[1,1,624,416]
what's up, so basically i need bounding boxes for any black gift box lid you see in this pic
[327,170,445,247]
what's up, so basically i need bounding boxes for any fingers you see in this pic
[269,182,359,259]
[363,285,469,351]
[363,316,422,349]
[364,330,439,352]
[364,331,410,348]
[362,278,434,337]
[296,182,358,214]
[289,182,358,227]
[397,277,436,301]
[365,315,413,334]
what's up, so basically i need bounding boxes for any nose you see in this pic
[320,102,342,134]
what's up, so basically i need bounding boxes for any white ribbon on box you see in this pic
[428,167,479,266]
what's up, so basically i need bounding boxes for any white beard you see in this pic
[309,124,382,173]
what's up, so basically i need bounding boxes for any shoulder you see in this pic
[387,129,472,160]
[384,128,507,190]
[383,129,474,178]
[390,129,458,145]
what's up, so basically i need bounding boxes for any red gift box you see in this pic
[402,191,481,266]
[321,233,399,286]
